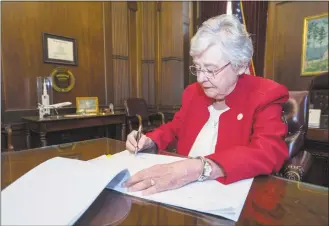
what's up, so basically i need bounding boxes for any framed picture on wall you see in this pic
[76,97,99,114]
[301,13,328,76]
[42,33,78,66]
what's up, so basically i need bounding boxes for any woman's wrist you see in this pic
[142,137,158,154]
[185,158,204,182]
[185,158,225,182]
[147,138,159,151]
[145,138,155,148]
[207,159,225,179]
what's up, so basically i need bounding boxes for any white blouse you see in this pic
[188,104,230,157]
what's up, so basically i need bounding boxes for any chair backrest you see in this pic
[281,91,309,158]
[309,72,328,115]
[124,98,150,120]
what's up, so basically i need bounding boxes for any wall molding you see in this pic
[142,59,155,64]
[112,55,129,60]
[162,56,183,62]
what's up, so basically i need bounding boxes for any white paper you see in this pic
[308,109,322,128]
[47,38,74,61]
[89,151,254,222]
[1,157,126,226]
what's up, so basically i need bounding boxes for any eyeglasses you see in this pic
[189,62,230,79]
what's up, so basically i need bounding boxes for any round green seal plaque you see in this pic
[50,67,75,92]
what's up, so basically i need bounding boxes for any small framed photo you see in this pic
[42,33,78,66]
[76,97,99,114]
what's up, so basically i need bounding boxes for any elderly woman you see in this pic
[123,14,289,195]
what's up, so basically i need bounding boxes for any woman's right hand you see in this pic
[126,130,154,153]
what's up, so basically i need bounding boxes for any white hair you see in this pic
[190,14,253,70]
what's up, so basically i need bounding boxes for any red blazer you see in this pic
[146,74,289,184]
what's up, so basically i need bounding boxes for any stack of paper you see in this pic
[1,150,253,225]
[308,109,321,128]
[89,151,254,222]
[1,157,126,225]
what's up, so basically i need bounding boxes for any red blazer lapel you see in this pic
[216,104,246,150]
[217,75,250,149]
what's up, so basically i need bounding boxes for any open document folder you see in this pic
[1,150,254,225]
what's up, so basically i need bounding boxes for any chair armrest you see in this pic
[282,150,313,181]
[149,112,165,124]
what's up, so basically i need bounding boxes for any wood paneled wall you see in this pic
[2,2,105,112]
[1,1,192,123]
[159,2,185,107]
[141,2,156,106]
[264,1,328,90]
[108,2,130,106]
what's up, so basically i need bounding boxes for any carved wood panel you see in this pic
[141,2,156,107]
[108,2,131,108]
[157,2,186,107]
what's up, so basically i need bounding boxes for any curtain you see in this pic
[233,1,269,77]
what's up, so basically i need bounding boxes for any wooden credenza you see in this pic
[23,113,126,148]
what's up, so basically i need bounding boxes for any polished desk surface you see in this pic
[2,138,328,226]
[22,112,126,122]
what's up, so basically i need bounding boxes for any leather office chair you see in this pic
[278,91,313,181]
[124,98,166,133]
[309,73,328,128]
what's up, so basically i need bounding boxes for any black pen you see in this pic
[135,125,143,156]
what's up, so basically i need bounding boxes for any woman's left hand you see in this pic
[122,159,203,196]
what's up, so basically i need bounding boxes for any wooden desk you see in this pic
[2,138,328,225]
[305,128,328,187]
[307,128,329,142]
[22,113,126,148]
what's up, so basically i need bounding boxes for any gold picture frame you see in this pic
[301,13,328,76]
[76,97,99,114]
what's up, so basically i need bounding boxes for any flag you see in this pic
[233,0,256,76]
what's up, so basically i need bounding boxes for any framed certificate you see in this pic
[42,33,78,66]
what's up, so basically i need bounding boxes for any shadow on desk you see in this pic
[76,190,236,226]
[76,176,328,226]
[76,190,133,226]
